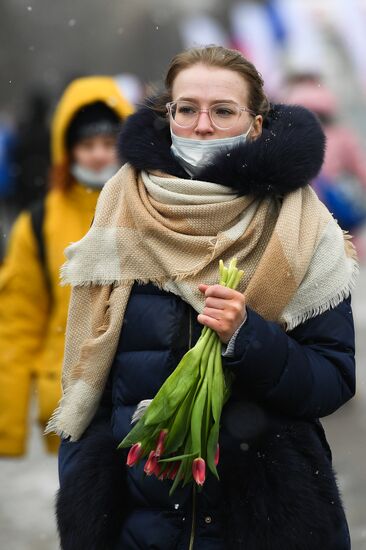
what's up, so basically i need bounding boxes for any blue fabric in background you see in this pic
[264,0,288,45]
[314,175,366,232]
[0,124,16,199]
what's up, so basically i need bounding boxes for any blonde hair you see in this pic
[154,45,270,119]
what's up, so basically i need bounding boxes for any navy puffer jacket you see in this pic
[56,104,355,550]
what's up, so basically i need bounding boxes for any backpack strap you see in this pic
[29,197,52,294]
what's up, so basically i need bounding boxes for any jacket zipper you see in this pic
[188,308,196,550]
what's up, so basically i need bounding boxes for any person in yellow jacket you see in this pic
[0,77,134,456]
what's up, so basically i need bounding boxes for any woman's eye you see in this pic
[178,106,196,115]
[214,107,235,117]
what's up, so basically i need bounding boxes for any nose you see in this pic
[91,145,115,169]
[194,110,214,136]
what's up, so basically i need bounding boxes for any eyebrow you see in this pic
[177,97,238,104]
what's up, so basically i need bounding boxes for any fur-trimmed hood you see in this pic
[118,100,326,197]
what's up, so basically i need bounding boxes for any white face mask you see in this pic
[170,124,253,177]
[71,163,120,189]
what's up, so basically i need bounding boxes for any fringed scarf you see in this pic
[46,162,358,441]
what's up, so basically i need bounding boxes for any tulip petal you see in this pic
[155,429,168,457]
[144,451,159,476]
[126,442,143,467]
[192,458,206,486]
[214,444,220,466]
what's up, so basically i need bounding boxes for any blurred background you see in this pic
[0,0,366,548]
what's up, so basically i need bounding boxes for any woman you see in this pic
[49,47,357,549]
[284,78,366,248]
[0,76,133,455]
[283,78,366,190]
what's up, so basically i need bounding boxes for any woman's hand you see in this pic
[197,284,247,344]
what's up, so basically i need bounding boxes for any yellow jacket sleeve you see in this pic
[0,212,50,455]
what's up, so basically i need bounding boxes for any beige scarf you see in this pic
[46,163,358,441]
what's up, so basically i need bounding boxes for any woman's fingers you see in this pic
[199,284,245,307]
[204,284,234,299]
[197,314,222,333]
[204,296,226,310]
[202,307,223,320]
[200,284,243,301]
[198,284,209,294]
[197,283,246,343]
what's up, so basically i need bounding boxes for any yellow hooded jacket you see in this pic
[0,77,134,455]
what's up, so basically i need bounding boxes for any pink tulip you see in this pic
[126,443,143,467]
[155,429,168,457]
[158,468,170,481]
[168,462,180,480]
[214,444,220,466]
[192,457,206,486]
[144,451,159,476]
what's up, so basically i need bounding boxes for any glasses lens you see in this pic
[210,103,240,129]
[171,101,198,127]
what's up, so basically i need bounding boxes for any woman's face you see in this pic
[71,134,118,172]
[170,64,263,140]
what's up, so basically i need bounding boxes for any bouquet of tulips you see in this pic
[118,258,244,495]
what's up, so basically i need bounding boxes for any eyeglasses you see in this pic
[166,100,256,130]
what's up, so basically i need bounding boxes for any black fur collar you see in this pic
[119,100,325,197]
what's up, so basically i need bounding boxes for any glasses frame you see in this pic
[166,100,256,130]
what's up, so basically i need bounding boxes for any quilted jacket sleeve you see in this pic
[223,298,355,418]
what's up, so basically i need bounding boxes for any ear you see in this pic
[251,115,263,140]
